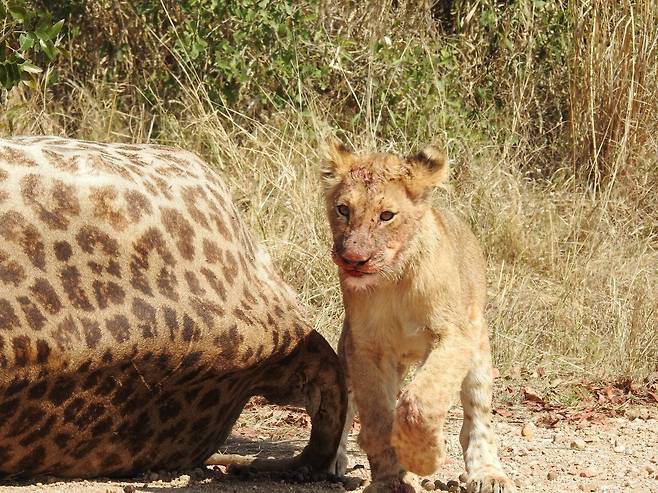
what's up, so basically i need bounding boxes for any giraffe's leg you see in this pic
[459,321,514,493]
[329,322,356,476]
[207,330,347,475]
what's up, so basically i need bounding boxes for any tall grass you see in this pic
[1,1,656,380]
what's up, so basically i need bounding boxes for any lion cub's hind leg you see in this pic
[459,323,515,493]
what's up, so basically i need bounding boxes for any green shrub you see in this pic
[0,0,63,90]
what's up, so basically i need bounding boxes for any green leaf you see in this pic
[20,78,36,89]
[18,33,35,51]
[7,3,28,23]
[19,61,42,74]
[48,19,65,39]
[39,38,57,61]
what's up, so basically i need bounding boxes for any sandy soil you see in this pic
[0,402,656,493]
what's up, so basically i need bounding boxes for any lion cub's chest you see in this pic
[348,289,435,364]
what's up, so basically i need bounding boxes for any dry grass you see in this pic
[1,2,656,382]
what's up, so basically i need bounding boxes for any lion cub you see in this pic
[321,142,513,493]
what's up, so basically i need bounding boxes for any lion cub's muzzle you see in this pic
[331,248,378,278]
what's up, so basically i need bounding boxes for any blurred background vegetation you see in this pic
[1,0,656,385]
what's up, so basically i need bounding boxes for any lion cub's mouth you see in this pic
[341,267,375,278]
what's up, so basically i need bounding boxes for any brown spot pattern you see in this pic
[0,146,38,166]
[92,280,125,309]
[132,298,157,338]
[182,186,211,230]
[30,278,62,314]
[184,271,205,296]
[60,265,94,311]
[200,268,226,301]
[0,211,46,270]
[0,299,19,331]
[130,228,175,297]
[12,335,32,366]
[51,315,81,350]
[20,174,80,230]
[16,296,46,331]
[106,314,131,343]
[0,249,25,286]
[53,241,73,261]
[160,207,195,260]
[75,225,119,256]
[124,189,152,222]
[88,186,128,231]
[79,317,102,349]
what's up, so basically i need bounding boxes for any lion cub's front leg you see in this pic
[343,329,415,492]
[390,330,474,478]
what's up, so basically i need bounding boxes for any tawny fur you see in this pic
[322,141,513,493]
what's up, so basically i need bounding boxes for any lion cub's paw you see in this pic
[391,392,446,476]
[466,472,516,493]
[363,472,419,493]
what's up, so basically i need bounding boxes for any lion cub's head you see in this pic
[321,141,449,291]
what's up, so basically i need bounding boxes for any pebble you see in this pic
[123,486,136,493]
[434,479,448,491]
[520,422,534,441]
[644,464,656,475]
[458,472,468,483]
[571,438,587,450]
[579,481,600,492]
[547,471,558,480]
[422,478,436,491]
[579,468,597,478]
[521,422,535,440]
[614,444,626,453]
[341,476,364,491]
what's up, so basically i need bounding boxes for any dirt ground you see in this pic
[0,400,656,493]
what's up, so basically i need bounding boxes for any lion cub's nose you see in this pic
[340,251,371,267]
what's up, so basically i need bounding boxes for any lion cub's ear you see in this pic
[320,139,354,189]
[405,146,449,199]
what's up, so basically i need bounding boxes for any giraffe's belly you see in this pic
[0,357,261,477]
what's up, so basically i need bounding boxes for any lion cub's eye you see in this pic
[337,204,350,217]
[380,211,396,222]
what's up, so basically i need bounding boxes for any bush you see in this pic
[0,0,63,91]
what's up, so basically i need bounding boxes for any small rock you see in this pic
[579,481,600,492]
[341,476,364,491]
[614,444,625,453]
[521,422,535,440]
[625,408,640,420]
[458,472,468,483]
[571,439,587,450]
[421,478,436,491]
[547,471,558,480]
[579,468,597,478]
[644,464,656,475]
[434,480,449,491]
[446,480,460,489]
[123,486,136,493]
